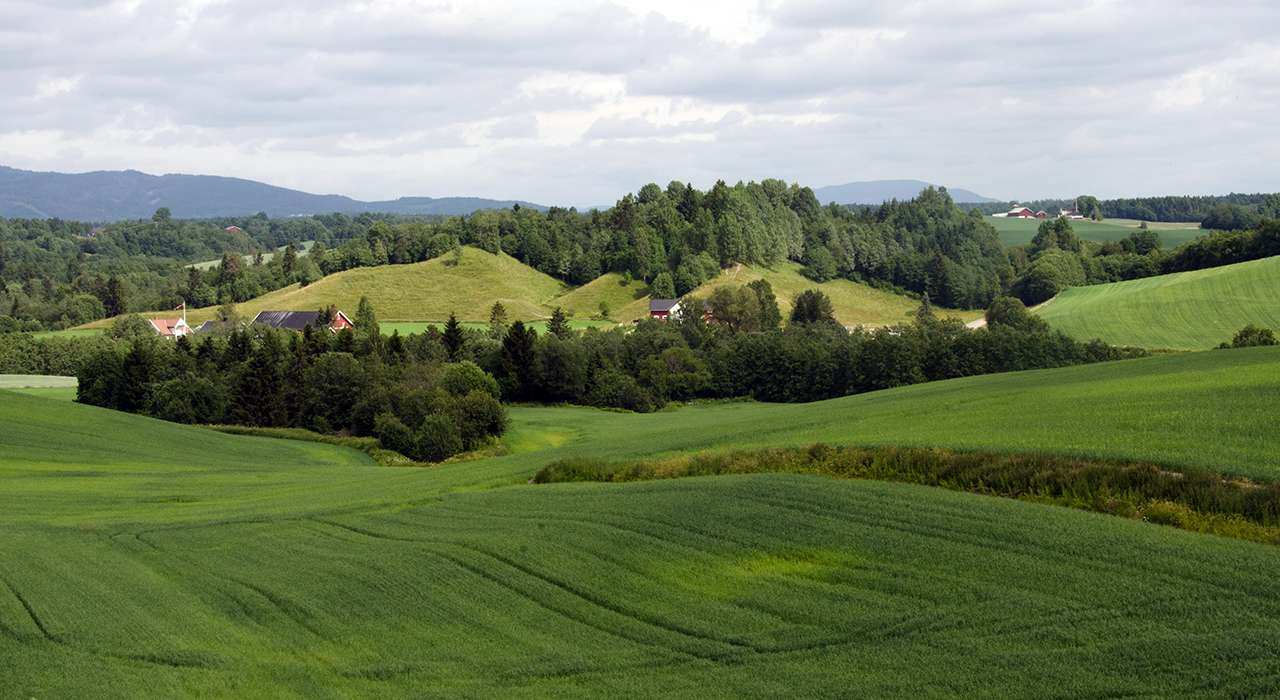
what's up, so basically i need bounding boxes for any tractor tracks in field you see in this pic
[309,516,795,663]
[0,575,62,645]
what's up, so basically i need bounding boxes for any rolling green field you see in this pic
[691,261,979,327]
[988,216,1203,247]
[0,374,78,401]
[1038,255,1280,350]
[3,347,1280,695]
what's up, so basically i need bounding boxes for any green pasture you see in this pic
[186,240,315,271]
[988,216,1203,247]
[2,347,1280,694]
[1038,255,1280,349]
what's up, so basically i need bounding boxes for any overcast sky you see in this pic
[2,0,1278,206]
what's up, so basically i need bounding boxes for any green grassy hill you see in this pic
[87,247,571,326]
[989,216,1203,247]
[1038,255,1280,349]
[3,348,1280,695]
[84,251,971,330]
[548,272,652,323]
[691,261,979,327]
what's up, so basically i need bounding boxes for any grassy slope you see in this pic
[88,247,571,326]
[692,261,979,327]
[548,272,652,323]
[3,348,1280,695]
[1038,255,1280,350]
[989,217,1203,247]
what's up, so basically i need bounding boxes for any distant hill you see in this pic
[814,180,997,205]
[0,165,546,220]
[1037,255,1280,350]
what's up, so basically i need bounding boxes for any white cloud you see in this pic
[0,0,1278,205]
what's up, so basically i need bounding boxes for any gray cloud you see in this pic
[0,0,1277,206]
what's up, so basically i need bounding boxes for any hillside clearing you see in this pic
[1038,255,1280,349]
[691,261,979,327]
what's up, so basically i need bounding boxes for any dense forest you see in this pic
[0,182,1012,330]
[53,288,1141,460]
[2,179,1277,332]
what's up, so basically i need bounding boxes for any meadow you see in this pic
[1038,254,1280,349]
[185,240,316,271]
[988,216,1203,247]
[79,247,977,331]
[691,261,979,327]
[2,347,1280,695]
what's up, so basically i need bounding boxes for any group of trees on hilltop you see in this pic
[0,182,1010,331]
[306,184,1011,310]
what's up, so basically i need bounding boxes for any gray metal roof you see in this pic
[649,298,681,312]
[252,310,324,331]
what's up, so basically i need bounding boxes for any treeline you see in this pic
[460,285,1141,410]
[1006,217,1280,305]
[964,192,1280,223]
[311,184,1010,309]
[0,183,1009,330]
[74,299,507,463]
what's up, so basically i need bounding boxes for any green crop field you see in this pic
[0,374,78,401]
[988,216,1203,247]
[692,261,979,327]
[1038,255,1280,350]
[3,347,1280,695]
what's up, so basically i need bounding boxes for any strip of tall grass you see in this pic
[206,425,416,466]
[534,445,1280,545]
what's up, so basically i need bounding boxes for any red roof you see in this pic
[149,318,183,336]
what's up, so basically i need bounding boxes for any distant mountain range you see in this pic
[814,180,999,205]
[0,165,546,221]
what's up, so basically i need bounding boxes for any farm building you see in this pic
[251,310,354,332]
[649,298,681,320]
[225,225,244,234]
[149,317,195,338]
[992,205,1047,219]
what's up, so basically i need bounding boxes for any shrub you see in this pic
[1224,325,1278,349]
[373,412,415,457]
[448,390,508,449]
[587,369,654,413]
[439,360,500,399]
[414,415,463,462]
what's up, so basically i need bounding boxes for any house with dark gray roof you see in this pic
[649,298,681,320]
[251,310,354,332]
